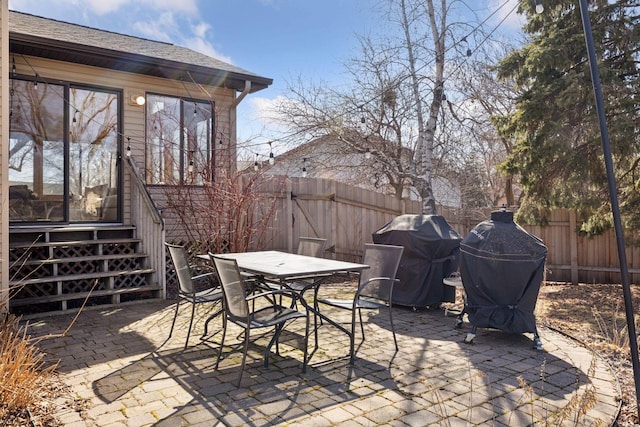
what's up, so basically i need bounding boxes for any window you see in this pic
[145,95,214,185]
[8,79,120,223]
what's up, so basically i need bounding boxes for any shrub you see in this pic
[0,312,58,423]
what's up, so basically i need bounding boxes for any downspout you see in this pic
[228,80,251,175]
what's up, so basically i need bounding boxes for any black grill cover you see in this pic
[372,214,462,307]
[460,210,547,334]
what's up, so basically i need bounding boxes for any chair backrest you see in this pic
[165,242,196,294]
[358,243,404,301]
[297,237,327,257]
[211,255,249,319]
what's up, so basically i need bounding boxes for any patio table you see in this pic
[202,250,369,363]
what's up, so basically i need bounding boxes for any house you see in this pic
[0,6,271,314]
[259,134,461,207]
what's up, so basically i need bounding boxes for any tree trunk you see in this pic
[399,0,444,215]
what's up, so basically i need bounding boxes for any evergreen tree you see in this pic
[495,0,640,234]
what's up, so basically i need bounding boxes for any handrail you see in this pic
[124,153,166,298]
[124,155,164,228]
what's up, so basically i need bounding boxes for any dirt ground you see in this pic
[536,282,640,426]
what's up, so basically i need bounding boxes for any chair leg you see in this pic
[168,298,182,339]
[237,327,251,387]
[266,323,286,369]
[184,302,197,350]
[214,314,227,371]
[358,308,365,339]
[349,308,357,365]
[303,312,310,373]
[388,305,398,351]
[202,306,223,338]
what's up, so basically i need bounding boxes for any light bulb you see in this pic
[188,160,194,173]
[269,152,275,165]
[535,0,544,14]
[131,95,146,106]
[302,167,307,178]
[254,161,259,171]
[365,148,371,160]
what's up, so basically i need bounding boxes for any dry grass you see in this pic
[536,282,640,427]
[0,313,58,425]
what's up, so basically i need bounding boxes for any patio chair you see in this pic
[165,242,224,350]
[316,243,404,364]
[284,237,328,292]
[296,237,327,257]
[211,254,310,387]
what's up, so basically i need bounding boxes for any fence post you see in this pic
[331,180,338,259]
[569,209,579,284]
[285,178,293,253]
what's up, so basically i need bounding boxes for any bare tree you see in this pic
[274,0,481,212]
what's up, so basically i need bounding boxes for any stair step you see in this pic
[10,268,155,286]
[10,237,142,249]
[14,253,148,266]
[10,284,162,307]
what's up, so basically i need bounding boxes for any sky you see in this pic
[8,0,525,158]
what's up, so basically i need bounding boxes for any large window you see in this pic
[145,95,214,185]
[8,79,120,223]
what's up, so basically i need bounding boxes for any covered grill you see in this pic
[459,209,547,348]
[372,214,462,308]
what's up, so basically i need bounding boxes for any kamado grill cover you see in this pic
[372,214,462,308]
[460,210,547,334]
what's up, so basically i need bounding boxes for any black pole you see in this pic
[578,0,640,418]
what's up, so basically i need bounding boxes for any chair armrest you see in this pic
[356,277,399,297]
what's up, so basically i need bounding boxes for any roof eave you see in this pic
[9,33,272,93]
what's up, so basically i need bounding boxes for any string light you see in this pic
[254,154,259,171]
[268,141,275,165]
[126,137,131,157]
[535,0,544,14]
[364,147,371,160]
[12,56,16,75]
[302,157,308,177]
[188,159,194,173]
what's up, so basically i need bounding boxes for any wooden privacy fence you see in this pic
[157,175,639,285]
[248,176,640,285]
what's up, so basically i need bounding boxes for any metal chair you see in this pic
[296,237,327,257]
[316,243,404,364]
[165,242,224,350]
[211,254,310,387]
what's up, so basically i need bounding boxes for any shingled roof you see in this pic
[8,10,272,93]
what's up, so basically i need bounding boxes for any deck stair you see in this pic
[9,225,162,315]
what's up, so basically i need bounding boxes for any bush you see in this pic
[0,312,58,423]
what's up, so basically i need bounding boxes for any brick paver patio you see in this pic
[28,286,620,426]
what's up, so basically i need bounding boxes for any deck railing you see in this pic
[125,155,166,297]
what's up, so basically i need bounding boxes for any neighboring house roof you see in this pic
[8,10,272,92]
[256,135,461,207]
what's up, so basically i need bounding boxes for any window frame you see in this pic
[144,93,216,186]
